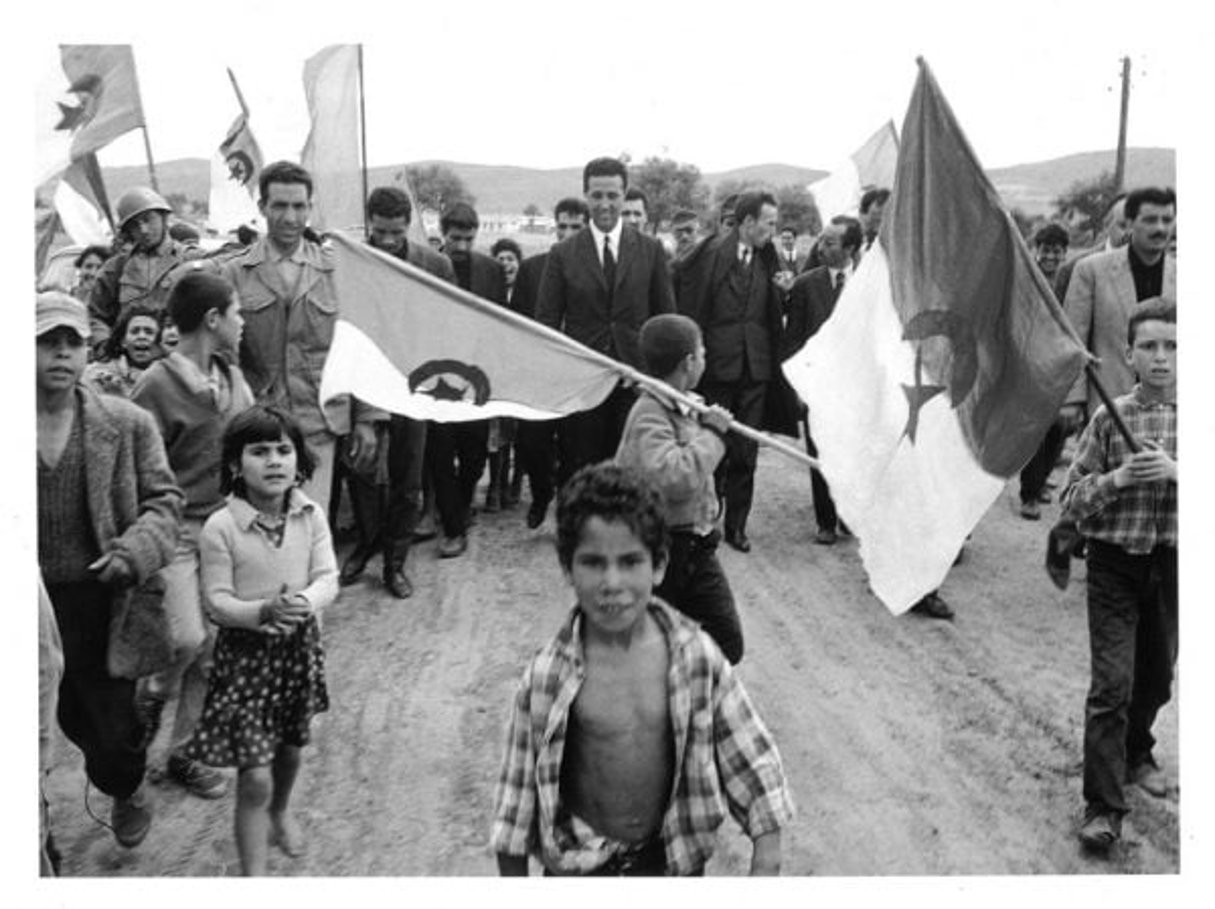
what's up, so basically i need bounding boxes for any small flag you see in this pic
[300,45,363,232]
[54,155,114,246]
[36,45,145,185]
[209,69,263,233]
[783,61,1086,614]
[319,232,623,422]
[807,121,899,222]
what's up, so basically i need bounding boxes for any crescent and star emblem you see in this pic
[408,360,492,406]
[55,74,103,134]
[900,309,978,443]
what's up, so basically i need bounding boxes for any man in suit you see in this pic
[677,190,786,553]
[622,187,652,235]
[339,186,457,595]
[536,156,676,489]
[858,187,890,253]
[512,197,589,528]
[221,160,379,514]
[1054,194,1130,303]
[783,216,862,545]
[1061,186,1176,433]
[427,201,507,558]
[776,225,804,274]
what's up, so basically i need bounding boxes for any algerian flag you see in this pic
[319,232,623,421]
[209,69,264,233]
[783,60,1086,615]
[36,45,145,185]
[807,121,899,222]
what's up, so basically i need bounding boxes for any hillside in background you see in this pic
[99,148,1174,221]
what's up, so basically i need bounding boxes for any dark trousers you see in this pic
[801,415,838,532]
[1019,419,1068,505]
[700,379,767,536]
[1083,540,1178,815]
[347,416,427,568]
[516,419,558,508]
[556,383,636,491]
[426,420,489,538]
[657,530,743,664]
[48,580,147,799]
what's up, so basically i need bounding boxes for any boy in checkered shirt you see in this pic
[490,462,793,876]
[1061,297,1177,854]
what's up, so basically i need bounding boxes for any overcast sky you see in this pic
[26,0,1191,177]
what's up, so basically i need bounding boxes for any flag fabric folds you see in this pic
[209,70,263,233]
[319,232,624,422]
[300,45,363,232]
[54,155,113,246]
[783,61,1086,615]
[36,45,145,185]
[807,121,899,222]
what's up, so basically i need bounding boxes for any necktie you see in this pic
[835,271,846,293]
[740,247,751,269]
[603,236,616,292]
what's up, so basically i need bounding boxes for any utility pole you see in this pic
[1113,56,1130,192]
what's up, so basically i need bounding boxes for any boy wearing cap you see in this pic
[36,292,183,848]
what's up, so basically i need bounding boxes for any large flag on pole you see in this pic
[783,60,1086,615]
[807,121,899,222]
[209,69,263,233]
[319,233,623,422]
[36,45,145,185]
[300,45,363,232]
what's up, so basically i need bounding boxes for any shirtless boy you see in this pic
[490,463,793,876]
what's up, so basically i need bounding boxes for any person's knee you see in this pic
[238,767,273,807]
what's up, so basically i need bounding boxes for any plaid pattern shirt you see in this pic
[1061,385,1177,554]
[490,598,794,875]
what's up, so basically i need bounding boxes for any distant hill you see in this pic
[100,149,1174,221]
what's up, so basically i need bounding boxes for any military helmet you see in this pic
[115,187,172,232]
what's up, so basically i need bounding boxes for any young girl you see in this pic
[188,406,337,875]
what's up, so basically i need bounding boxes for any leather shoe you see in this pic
[1130,762,1167,797]
[1078,809,1120,852]
[910,592,955,620]
[439,534,467,558]
[111,785,152,848]
[814,527,838,546]
[725,529,751,553]
[383,566,413,599]
[526,498,550,530]
[339,547,372,585]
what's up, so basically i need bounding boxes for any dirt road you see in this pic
[44,446,1179,876]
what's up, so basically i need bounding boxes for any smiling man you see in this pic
[220,160,380,515]
[536,157,675,486]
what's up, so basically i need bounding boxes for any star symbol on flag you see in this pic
[54,74,103,134]
[901,379,945,443]
[421,376,467,402]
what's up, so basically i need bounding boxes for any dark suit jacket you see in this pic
[446,249,507,305]
[536,226,675,369]
[512,251,548,319]
[783,266,841,359]
[391,238,457,284]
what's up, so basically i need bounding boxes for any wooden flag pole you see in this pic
[226,67,250,118]
[141,125,160,193]
[357,45,370,234]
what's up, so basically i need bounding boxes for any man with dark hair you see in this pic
[671,209,700,259]
[676,190,791,552]
[220,160,380,515]
[88,186,203,354]
[338,186,457,595]
[858,187,891,251]
[623,187,650,235]
[511,197,589,528]
[536,157,676,491]
[782,216,862,544]
[1018,222,1072,519]
[427,201,507,557]
[1061,187,1176,435]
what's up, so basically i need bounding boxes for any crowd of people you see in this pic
[36,155,1177,875]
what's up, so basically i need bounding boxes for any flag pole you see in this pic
[339,233,819,470]
[140,125,160,193]
[226,67,250,117]
[357,44,370,234]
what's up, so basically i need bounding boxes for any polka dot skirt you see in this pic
[186,616,329,768]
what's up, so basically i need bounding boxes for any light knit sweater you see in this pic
[199,488,338,631]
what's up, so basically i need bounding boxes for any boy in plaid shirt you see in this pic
[1061,298,1177,853]
[490,463,793,876]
